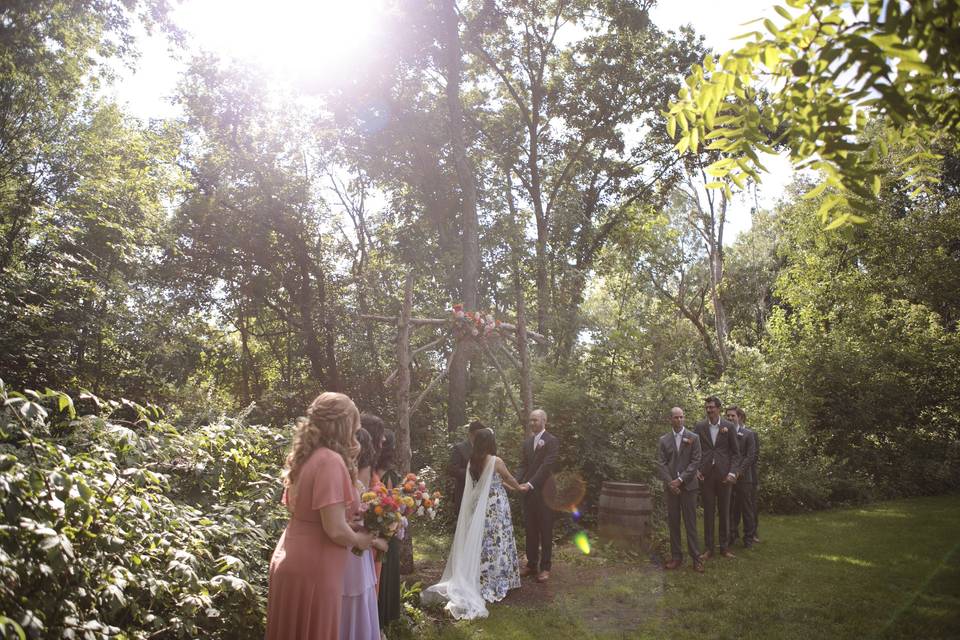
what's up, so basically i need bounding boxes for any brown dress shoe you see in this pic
[700,550,713,561]
[720,549,736,559]
[536,570,550,583]
[663,558,681,570]
[519,566,536,577]
[692,561,705,573]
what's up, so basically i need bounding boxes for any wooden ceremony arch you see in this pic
[361,273,547,475]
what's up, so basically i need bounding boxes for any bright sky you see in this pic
[110,0,794,244]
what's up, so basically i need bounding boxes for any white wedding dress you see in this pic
[422,456,497,620]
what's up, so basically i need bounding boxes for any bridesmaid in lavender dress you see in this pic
[341,428,387,640]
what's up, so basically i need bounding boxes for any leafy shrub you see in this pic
[0,382,288,639]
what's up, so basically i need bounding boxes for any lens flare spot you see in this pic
[571,508,582,522]
[544,472,587,512]
[574,531,591,555]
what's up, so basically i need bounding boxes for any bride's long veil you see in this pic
[422,455,496,619]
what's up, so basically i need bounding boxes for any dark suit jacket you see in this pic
[694,418,743,478]
[517,430,559,493]
[656,428,702,491]
[746,424,760,485]
[446,440,471,511]
[735,426,758,484]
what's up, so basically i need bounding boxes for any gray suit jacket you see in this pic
[694,418,743,478]
[656,428,702,491]
[735,426,758,484]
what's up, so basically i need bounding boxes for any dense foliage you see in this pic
[0,383,287,639]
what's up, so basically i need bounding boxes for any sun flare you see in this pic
[178,0,386,81]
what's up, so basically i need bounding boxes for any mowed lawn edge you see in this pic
[420,493,960,640]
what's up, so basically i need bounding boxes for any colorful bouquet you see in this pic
[398,472,441,519]
[353,474,441,555]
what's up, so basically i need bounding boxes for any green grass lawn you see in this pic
[414,493,960,640]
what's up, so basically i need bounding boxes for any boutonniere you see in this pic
[682,437,693,446]
[535,439,545,449]
[720,426,729,434]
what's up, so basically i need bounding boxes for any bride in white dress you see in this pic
[423,427,524,619]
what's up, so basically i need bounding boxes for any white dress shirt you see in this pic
[673,429,684,480]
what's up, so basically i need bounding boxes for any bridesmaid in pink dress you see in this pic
[266,392,377,640]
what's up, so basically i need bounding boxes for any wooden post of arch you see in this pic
[396,273,413,474]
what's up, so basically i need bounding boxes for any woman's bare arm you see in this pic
[494,457,523,491]
[319,502,375,550]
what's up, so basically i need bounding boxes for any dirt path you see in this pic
[408,542,638,608]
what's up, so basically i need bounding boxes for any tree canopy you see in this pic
[665,0,960,227]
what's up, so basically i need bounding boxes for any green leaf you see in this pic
[773,5,793,20]
[802,181,829,200]
[666,115,676,139]
[764,46,781,69]
[818,194,842,221]
[824,213,849,230]
[0,617,26,640]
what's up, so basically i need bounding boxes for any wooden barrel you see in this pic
[598,482,653,545]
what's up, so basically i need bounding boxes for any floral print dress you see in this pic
[479,472,521,602]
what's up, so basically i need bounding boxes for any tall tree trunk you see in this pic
[527,111,550,339]
[294,260,329,387]
[396,273,415,575]
[507,169,533,431]
[440,0,480,432]
[238,300,252,404]
[515,266,534,432]
[704,190,729,371]
[396,273,413,474]
[317,272,343,392]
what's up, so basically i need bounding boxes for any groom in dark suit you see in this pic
[695,396,743,559]
[445,420,487,519]
[656,407,704,572]
[517,409,559,583]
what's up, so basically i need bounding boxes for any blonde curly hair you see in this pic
[284,392,360,488]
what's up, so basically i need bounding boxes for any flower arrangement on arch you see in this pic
[451,303,501,339]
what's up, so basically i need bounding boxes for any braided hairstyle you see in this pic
[284,392,359,488]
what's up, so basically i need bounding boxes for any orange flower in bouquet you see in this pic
[398,472,442,520]
[354,483,405,556]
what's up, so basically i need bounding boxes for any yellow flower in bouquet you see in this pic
[398,471,442,520]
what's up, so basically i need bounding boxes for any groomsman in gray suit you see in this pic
[695,396,743,559]
[727,406,758,548]
[656,407,704,573]
[739,406,761,543]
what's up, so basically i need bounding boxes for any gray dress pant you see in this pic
[666,487,701,561]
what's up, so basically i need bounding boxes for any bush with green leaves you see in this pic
[0,382,289,639]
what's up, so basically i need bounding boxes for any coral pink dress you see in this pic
[266,448,354,640]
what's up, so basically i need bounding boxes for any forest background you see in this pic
[1,1,958,638]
